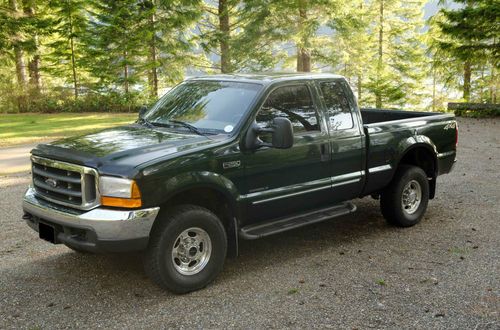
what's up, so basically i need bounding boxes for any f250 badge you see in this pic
[444,122,456,130]
[223,160,241,169]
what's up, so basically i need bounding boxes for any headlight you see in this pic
[99,176,142,208]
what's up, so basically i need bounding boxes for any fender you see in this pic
[145,171,242,257]
[395,135,438,176]
[156,171,241,209]
[392,136,438,199]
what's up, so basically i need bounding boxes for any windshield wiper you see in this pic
[169,120,212,137]
[139,117,154,128]
[149,120,212,138]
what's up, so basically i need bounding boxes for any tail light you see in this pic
[455,122,458,148]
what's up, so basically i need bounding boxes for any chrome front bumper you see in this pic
[23,187,160,252]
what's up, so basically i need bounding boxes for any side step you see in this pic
[239,202,357,240]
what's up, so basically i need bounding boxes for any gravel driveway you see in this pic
[1,117,498,329]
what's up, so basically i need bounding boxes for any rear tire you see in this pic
[144,205,227,294]
[380,165,429,227]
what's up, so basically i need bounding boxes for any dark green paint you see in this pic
[31,73,457,228]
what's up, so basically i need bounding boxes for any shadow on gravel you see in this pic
[3,198,398,295]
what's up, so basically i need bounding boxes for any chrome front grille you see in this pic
[31,156,100,210]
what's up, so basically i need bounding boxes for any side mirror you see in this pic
[270,117,294,148]
[245,117,294,150]
[138,105,148,119]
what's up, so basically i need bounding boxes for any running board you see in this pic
[239,202,357,240]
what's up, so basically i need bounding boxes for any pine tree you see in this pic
[436,0,499,102]
[23,0,42,94]
[321,0,373,102]
[426,13,465,109]
[363,0,428,108]
[1,0,43,110]
[86,0,147,95]
[7,0,28,92]
[270,0,353,72]
[46,0,90,99]
[138,0,201,98]
[197,0,286,73]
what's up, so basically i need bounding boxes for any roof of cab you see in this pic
[187,72,345,85]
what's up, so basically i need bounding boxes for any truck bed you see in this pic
[360,108,440,125]
[360,108,456,196]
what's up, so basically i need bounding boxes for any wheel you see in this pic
[380,165,429,227]
[143,205,227,294]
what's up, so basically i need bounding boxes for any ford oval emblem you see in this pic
[45,178,58,188]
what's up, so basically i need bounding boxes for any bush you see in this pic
[448,102,500,118]
[1,89,152,114]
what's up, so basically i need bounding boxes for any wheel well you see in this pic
[155,187,238,257]
[398,146,437,199]
[161,187,232,225]
[399,146,436,178]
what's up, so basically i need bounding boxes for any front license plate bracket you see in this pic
[39,222,56,244]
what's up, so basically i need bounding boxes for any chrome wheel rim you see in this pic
[401,180,422,215]
[171,227,212,276]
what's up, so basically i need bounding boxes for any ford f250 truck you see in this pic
[23,73,457,293]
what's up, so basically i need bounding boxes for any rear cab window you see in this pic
[318,80,355,131]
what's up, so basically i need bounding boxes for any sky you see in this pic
[424,0,461,19]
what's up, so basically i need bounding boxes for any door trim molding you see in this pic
[242,170,365,205]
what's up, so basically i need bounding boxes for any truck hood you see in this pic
[31,124,228,177]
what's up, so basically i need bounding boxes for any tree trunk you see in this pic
[491,63,497,103]
[10,0,27,111]
[24,1,42,94]
[296,2,311,72]
[149,8,158,98]
[463,61,471,101]
[14,47,27,90]
[66,3,78,99]
[10,0,27,90]
[219,0,231,73]
[124,51,129,94]
[432,66,436,111]
[375,0,384,108]
[357,73,362,102]
[69,35,78,99]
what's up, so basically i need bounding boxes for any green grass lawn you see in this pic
[0,113,137,147]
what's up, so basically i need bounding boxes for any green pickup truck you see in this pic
[23,73,457,293]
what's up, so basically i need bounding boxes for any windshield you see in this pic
[143,80,262,134]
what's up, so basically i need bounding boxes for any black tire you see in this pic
[380,165,429,227]
[143,205,227,294]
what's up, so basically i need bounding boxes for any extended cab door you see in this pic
[316,79,365,202]
[241,82,334,223]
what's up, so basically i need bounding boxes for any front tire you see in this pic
[380,165,430,227]
[144,205,227,294]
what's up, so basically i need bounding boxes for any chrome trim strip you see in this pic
[332,170,364,182]
[243,177,331,200]
[368,164,392,173]
[252,185,331,205]
[331,170,364,188]
[332,177,362,188]
[248,170,365,205]
[23,187,159,240]
[31,156,100,211]
[437,150,455,158]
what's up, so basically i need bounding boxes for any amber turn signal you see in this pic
[101,180,142,208]
[101,196,142,208]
